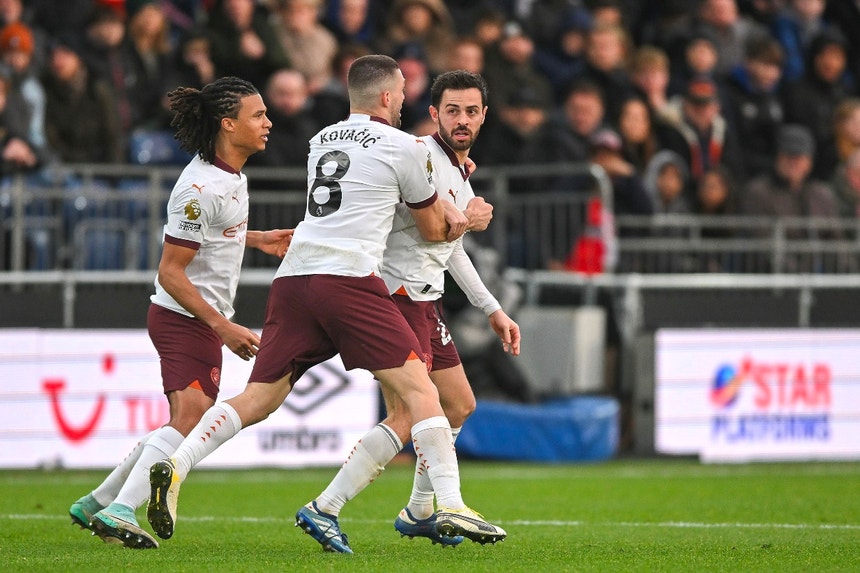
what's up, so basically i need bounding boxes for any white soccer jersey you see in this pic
[381,133,501,315]
[150,155,249,319]
[276,114,437,278]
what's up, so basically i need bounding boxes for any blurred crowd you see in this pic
[4,0,860,226]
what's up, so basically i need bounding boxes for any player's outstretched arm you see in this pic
[158,242,260,361]
[247,229,293,258]
[488,309,521,356]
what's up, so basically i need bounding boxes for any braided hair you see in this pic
[168,76,259,164]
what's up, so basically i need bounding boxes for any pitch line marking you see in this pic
[5,514,860,531]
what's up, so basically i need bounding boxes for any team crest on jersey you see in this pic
[184,198,202,220]
[211,367,221,386]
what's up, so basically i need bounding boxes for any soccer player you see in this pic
[305,70,520,548]
[68,77,292,549]
[146,55,506,554]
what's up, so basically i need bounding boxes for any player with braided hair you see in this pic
[68,76,292,549]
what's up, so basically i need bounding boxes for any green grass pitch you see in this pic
[3,458,858,572]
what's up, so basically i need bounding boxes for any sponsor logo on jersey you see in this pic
[178,220,202,232]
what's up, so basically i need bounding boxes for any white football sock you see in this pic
[112,425,184,511]
[411,416,465,511]
[91,429,159,507]
[173,403,242,481]
[316,423,402,517]
[407,426,461,519]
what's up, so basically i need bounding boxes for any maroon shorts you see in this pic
[147,303,223,400]
[392,295,461,372]
[249,274,426,385]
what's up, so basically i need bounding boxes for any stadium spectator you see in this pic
[656,75,745,200]
[831,148,860,219]
[695,0,768,79]
[0,0,49,72]
[272,0,338,95]
[550,79,609,167]
[782,28,857,180]
[616,93,663,175]
[444,36,484,75]
[643,149,691,215]
[532,5,591,104]
[123,0,175,132]
[824,0,860,88]
[70,76,291,549]
[580,22,636,124]
[693,165,740,270]
[392,41,434,134]
[629,44,673,121]
[443,0,499,38]
[588,127,653,216]
[204,0,290,89]
[42,34,123,164]
[723,34,785,179]
[770,0,829,82]
[80,6,132,131]
[322,0,378,50]
[831,98,860,174]
[246,68,318,169]
[482,20,554,128]
[0,22,48,164]
[0,69,38,175]
[667,28,722,102]
[694,165,737,219]
[473,83,555,171]
[162,28,218,92]
[740,123,839,220]
[377,0,455,75]
[145,54,507,553]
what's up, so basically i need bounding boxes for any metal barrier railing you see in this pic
[614,214,860,274]
[0,162,611,272]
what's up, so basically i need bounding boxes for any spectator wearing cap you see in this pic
[0,0,49,73]
[0,21,48,165]
[656,74,745,200]
[41,34,123,163]
[723,34,786,179]
[783,28,858,180]
[740,123,839,223]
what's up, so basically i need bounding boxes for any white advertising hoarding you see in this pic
[0,329,378,469]
[655,329,860,463]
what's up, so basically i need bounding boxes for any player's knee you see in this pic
[445,398,476,428]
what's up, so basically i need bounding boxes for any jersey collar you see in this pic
[432,132,470,181]
[213,156,240,175]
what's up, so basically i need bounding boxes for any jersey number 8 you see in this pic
[309,150,350,217]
